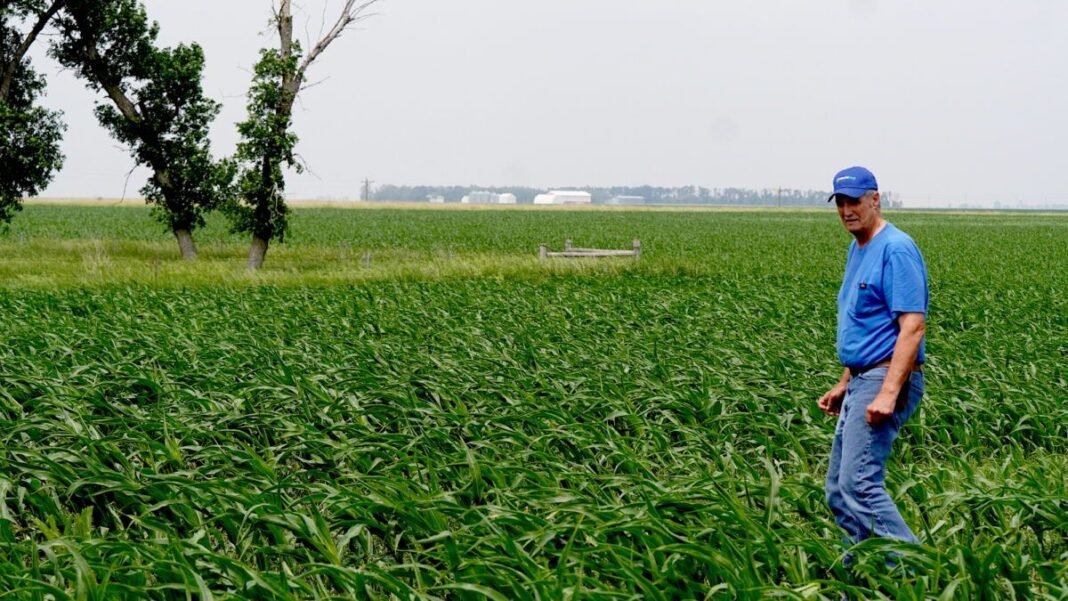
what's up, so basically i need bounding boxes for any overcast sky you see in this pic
[28,0,1068,207]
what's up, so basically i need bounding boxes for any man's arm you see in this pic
[866,312,925,425]
[818,367,851,416]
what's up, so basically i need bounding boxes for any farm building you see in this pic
[533,190,593,205]
[462,191,516,204]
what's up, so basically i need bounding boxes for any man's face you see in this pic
[835,191,880,235]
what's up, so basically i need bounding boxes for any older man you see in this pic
[818,166,928,547]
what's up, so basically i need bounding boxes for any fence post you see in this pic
[633,239,641,261]
[565,239,572,250]
[539,244,547,261]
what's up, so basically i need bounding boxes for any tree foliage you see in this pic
[50,0,232,255]
[0,1,65,225]
[227,44,302,244]
[231,0,378,269]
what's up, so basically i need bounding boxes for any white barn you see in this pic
[533,190,593,205]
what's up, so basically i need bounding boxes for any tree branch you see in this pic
[296,0,378,81]
[68,6,175,191]
[0,0,66,101]
[68,8,141,125]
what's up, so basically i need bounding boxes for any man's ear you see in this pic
[872,191,881,210]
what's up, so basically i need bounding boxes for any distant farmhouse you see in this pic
[533,190,593,205]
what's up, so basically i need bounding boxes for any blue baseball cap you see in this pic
[828,166,878,201]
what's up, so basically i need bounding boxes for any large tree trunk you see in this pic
[174,228,197,260]
[247,236,268,270]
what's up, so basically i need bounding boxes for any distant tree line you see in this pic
[372,185,904,207]
[0,0,379,268]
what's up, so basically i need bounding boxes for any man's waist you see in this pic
[848,359,923,378]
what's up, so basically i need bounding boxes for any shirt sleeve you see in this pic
[886,250,928,317]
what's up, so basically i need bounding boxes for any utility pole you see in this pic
[362,178,374,201]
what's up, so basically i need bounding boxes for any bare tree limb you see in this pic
[120,162,138,203]
[316,1,328,46]
[298,75,331,94]
[297,0,379,80]
[293,152,319,180]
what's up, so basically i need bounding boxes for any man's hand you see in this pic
[865,391,897,426]
[818,384,847,416]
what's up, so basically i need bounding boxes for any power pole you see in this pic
[362,178,374,201]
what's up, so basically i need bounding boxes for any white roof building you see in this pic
[533,190,592,205]
[464,191,517,204]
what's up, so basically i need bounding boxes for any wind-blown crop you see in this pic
[0,206,1064,599]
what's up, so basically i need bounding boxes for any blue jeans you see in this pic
[826,367,923,545]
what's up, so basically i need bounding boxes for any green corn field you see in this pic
[0,203,1065,599]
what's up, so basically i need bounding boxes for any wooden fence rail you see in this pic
[539,239,641,260]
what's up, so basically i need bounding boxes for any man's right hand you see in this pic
[818,384,846,417]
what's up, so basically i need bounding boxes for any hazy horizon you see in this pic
[25,0,1068,208]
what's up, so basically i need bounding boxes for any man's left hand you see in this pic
[865,392,897,426]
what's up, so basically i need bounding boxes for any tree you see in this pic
[51,0,232,260]
[0,0,66,226]
[231,0,378,269]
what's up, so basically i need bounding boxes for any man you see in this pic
[818,166,928,548]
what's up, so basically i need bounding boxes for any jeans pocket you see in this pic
[895,383,923,429]
[891,406,905,430]
[911,372,925,396]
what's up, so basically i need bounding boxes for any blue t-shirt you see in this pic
[837,222,928,368]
